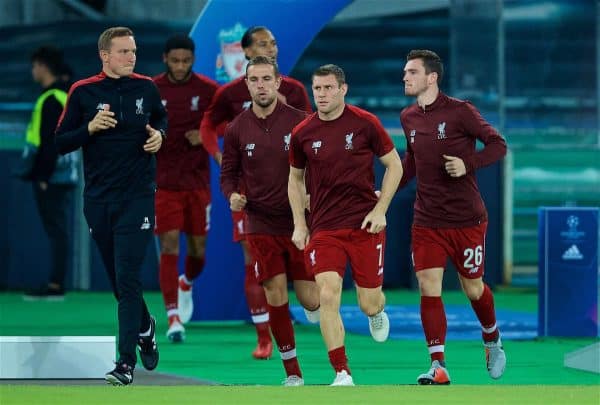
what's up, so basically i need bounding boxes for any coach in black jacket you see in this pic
[56,26,167,385]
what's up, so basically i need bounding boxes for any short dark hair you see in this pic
[312,64,346,86]
[407,49,444,85]
[164,34,195,54]
[245,55,279,77]
[98,26,134,52]
[241,26,270,49]
[31,45,64,76]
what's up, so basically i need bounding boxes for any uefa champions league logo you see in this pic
[215,23,248,83]
[566,215,578,231]
[560,215,584,240]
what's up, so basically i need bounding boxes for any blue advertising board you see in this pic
[538,207,599,337]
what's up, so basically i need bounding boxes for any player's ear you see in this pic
[99,49,109,64]
[428,72,438,86]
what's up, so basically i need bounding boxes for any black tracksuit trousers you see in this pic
[83,195,154,366]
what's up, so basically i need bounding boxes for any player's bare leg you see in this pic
[356,286,389,342]
[293,279,320,323]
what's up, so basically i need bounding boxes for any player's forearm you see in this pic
[220,167,239,201]
[374,156,403,214]
[220,181,239,201]
[398,154,416,188]
[150,100,168,137]
[461,104,507,171]
[55,125,89,155]
[219,146,240,198]
[465,135,507,172]
[200,118,221,157]
[288,173,308,228]
[149,118,167,138]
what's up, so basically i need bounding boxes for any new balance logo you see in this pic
[469,266,479,274]
[377,267,384,276]
[309,249,316,266]
[140,217,151,230]
[562,244,583,260]
[312,141,322,155]
[96,103,109,111]
[254,262,259,278]
[242,101,251,110]
[190,96,199,111]
[284,133,291,151]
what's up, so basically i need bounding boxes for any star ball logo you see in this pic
[560,215,585,240]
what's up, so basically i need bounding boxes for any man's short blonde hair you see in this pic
[98,26,134,52]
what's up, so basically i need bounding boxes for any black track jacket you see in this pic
[56,72,167,202]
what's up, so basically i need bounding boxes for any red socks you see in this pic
[168,314,181,326]
[328,346,350,374]
[244,264,270,342]
[161,254,204,315]
[184,256,205,281]
[470,284,499,342]
[178,275,192,291]
[420,296,447,363]
[269,302,301,377]
[159,254,178,311]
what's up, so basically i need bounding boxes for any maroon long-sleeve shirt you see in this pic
[221,101,307,235]
[399,92,507,228]
[153,72,218,190]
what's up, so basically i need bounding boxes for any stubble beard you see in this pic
[254,95,276,109]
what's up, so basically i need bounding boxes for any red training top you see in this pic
[289,104,394,233]
[153,72,218,190]
[221,101,307,235]
[399,92,507,228]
